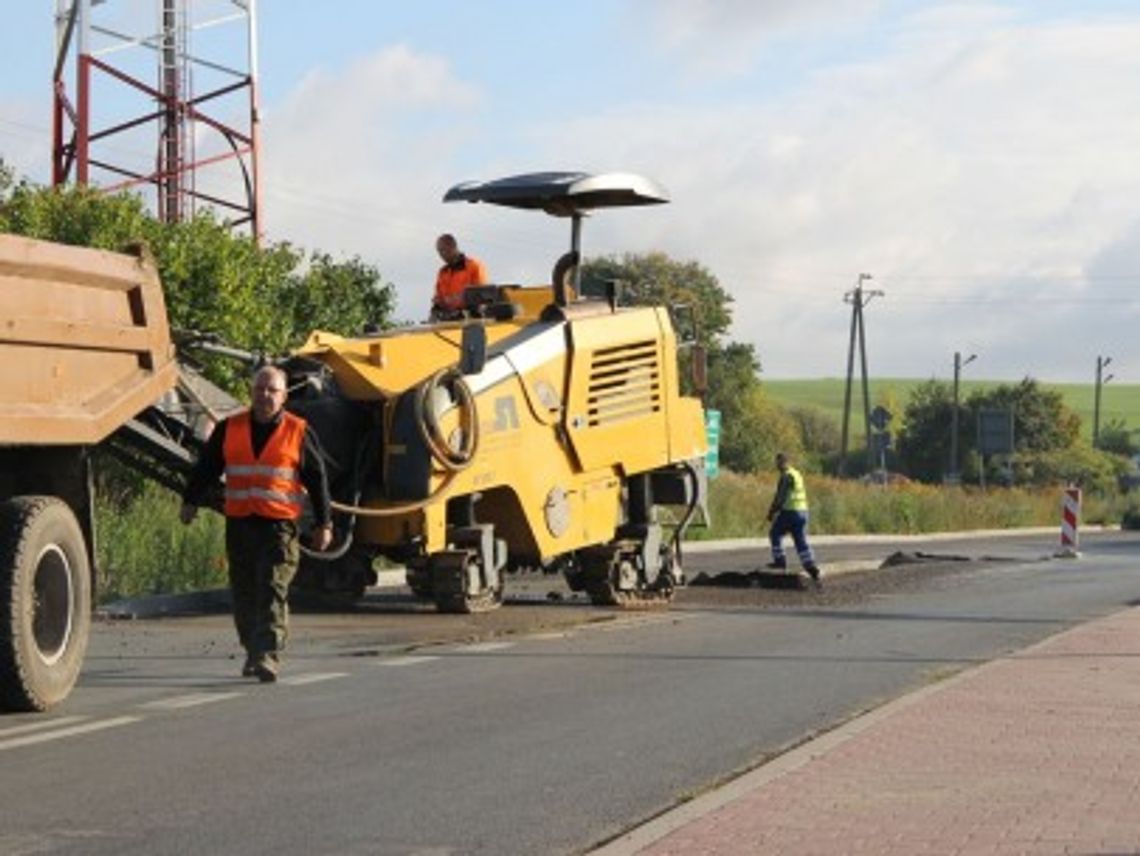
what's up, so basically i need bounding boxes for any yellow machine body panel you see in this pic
[299,290,705,564]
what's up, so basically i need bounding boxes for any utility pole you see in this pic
[839,273,883,475]
[948,351,976,484]
[1094,355,1113,448]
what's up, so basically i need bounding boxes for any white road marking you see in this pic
[0,715,87,739]
[527,632,568,641]
[141,692,244,710]
[280,672,348,686]
[0,716,140,752]
[377,655,441,667]
[455,641,514,653]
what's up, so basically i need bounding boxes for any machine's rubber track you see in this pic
[583,578,674,610]
[429,551,504,614]
[579,545,676,610]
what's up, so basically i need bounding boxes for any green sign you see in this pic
[705,409,721,479]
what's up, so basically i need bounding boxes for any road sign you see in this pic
[870,405,892,431]
[872,430,892,453]
[977,409,1014,455]
[705,409,721,479]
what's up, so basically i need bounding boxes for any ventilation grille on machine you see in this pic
[586,339,661,426]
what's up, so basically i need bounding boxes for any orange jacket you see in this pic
[222,411,308,520]
[434,254,489,311]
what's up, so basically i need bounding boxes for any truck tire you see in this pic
[0,497,92,712]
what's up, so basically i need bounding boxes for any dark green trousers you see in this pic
[225,516,299,658]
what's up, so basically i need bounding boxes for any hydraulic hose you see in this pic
[413,366,479,472]
[303,366,478,528]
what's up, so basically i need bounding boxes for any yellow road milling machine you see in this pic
[286,171,710,612]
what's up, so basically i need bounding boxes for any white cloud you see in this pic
[256,8,1140,381]
[259,45,489,320]
[638,0,882,46]
[630,0,883,76]
[516,12,1140,380]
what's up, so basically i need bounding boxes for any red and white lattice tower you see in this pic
[51,0,262,239]
[1056,486,1081,559]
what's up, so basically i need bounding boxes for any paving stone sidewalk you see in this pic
[598,605,1140,855]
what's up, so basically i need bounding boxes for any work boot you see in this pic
[253,653,279,684]
[765,558,787,570]
[241,653,257,678]
[804,564,823,588]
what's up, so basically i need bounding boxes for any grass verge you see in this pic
[695,470,1128,540]
[95,483,227,604]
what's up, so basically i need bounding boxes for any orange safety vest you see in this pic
[222,410,308,520]
[435,255,489,311]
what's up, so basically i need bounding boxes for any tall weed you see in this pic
[696,470,1127,540]
[94,483,226,603]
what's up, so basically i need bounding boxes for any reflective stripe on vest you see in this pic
[223,410,308,520]
[784,466,809,512]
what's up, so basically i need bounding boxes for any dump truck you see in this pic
[0,170,708,712]
[0,236,180,711]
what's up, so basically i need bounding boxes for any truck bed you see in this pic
[0,235,178,445]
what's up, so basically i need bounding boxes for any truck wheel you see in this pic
[0,497,91,712]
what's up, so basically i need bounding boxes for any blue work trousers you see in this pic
[769,510,816,567]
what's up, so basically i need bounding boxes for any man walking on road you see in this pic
[766,452,822,586]
[180,365,334,683]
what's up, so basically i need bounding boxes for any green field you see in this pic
[762,378,1140,442]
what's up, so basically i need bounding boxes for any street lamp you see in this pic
[1094,356,1114,448]
[948,351,977,484]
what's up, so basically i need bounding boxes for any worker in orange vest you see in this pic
[432,232,488,319]
[180,365,333,683]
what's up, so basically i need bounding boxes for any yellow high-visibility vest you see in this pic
[784,466,809,511]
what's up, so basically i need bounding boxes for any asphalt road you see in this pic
[2,530,1139,855]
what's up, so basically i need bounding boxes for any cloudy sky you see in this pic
[4,1,1140,382]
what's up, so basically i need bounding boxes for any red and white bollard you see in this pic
[1056,486,1081,559]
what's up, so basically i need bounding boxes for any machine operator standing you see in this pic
[431,233,488,318]
[766,452,822,586]
[180,365,333,682]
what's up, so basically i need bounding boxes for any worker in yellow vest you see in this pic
[766,452,822,586]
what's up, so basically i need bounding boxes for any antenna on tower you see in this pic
[52,0,263,240]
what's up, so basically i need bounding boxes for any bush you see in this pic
[95,483,227,603]
[1121,501,1140,531]
[1013,445,1129,494]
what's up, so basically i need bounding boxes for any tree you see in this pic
[1,176,396,393]
[719,389,803,474]
[965,378,1080,453]
[582,252,734,343]
[895,379,956,482]
[283,252,394,340]
[898,377,1089,486]
[702,341,770,470]
[787,405,841,469]
[1096,419,1137,458]
[0,158,13,198]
